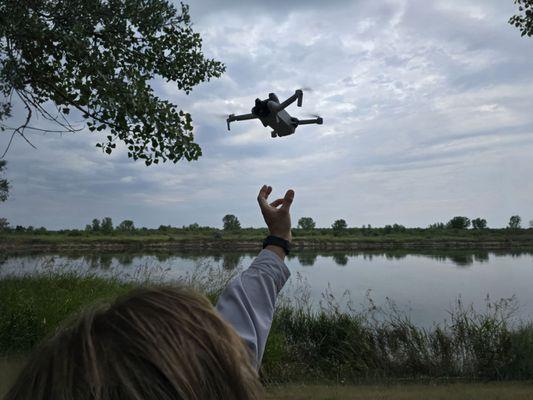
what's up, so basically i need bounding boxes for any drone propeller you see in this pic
[299,86,314,92]
[213,113,231,119]
[305,113,321,118]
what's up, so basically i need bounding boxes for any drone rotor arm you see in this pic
[226,113,257,131]
[294,116,323,126]
[279,89,303,110]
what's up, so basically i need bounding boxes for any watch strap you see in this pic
[262,235,291,255]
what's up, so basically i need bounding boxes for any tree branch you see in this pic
[1,100,34,158]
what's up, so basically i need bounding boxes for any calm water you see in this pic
[1,249,533,326]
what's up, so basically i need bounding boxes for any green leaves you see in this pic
[0,160,9,202]
[0,0,225,165]
[509,0,533,37]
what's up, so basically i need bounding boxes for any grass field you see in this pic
[265,383,533,399]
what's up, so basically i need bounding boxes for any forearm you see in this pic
[215,249,290,369]
[264,244,286,262]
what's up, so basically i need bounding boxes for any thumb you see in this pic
[280,189,294,211]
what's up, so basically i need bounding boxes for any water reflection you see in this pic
[296,252,317,266]
[1,249,533,270]
[332,253,349,266]
[212,253,243,270]
[291,249,532,267]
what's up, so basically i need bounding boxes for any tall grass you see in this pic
[1,264,533,383]
[0,274,135,352]
[261,293,533,383]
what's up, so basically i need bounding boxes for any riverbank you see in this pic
[2,229,533,253]
[265,383,533,400]
[2,273,533,383]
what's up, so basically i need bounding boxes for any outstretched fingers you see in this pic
[257,185,273,210]
[280,189,294,211]
[259,186,294,211]
[270,198,284,208]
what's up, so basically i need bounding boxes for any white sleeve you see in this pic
[215,249,290,370]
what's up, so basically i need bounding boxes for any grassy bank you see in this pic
[2,228,533,255]
[2,271,533,384]
[0,274,136,353]
[264,382,533,400]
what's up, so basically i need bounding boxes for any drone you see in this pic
[226,89,323,138]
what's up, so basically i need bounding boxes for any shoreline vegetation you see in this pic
[2,267,533,384]
[264,383,533,400]
[2,227,533,253]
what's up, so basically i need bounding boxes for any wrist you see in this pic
[263,235,291,256]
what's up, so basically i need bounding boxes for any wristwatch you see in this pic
[262,235,291,255]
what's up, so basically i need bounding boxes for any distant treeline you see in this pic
[1,214,532,236]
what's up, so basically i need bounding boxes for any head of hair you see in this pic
[4,286,262,400]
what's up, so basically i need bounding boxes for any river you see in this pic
[1,249,533,327]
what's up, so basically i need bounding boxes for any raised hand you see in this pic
[257,185,294,242]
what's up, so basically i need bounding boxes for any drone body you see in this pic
[226,89,323,137]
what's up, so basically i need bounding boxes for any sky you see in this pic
[1,0,533,230]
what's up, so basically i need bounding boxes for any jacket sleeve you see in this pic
[215,249,290,370]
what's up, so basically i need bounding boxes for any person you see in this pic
[4,185,294,400]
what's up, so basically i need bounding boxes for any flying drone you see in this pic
[226,89,323,138]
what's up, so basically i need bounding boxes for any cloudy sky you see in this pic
[1,0,533,229]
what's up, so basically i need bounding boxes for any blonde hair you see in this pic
[4,286,263,400]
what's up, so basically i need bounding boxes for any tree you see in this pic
[298,217,316,230]
[331,219,347,235]
[428,222,445,230]
[446,216,471,230]
[384,223,406,234]
[91,218,101,232]
[117,220,135,232]
[392,223,406,232]
[158,224,172,232]
[530,219,533,229]
[0,160,8,201]
[186,223,200,230]
[472,218,487,230]
[222,214,241,231]
[101,217,113,233]
[0,2,224,165]
[0,217,9,231]
[508,215,522,229]
[509,0,533,37]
